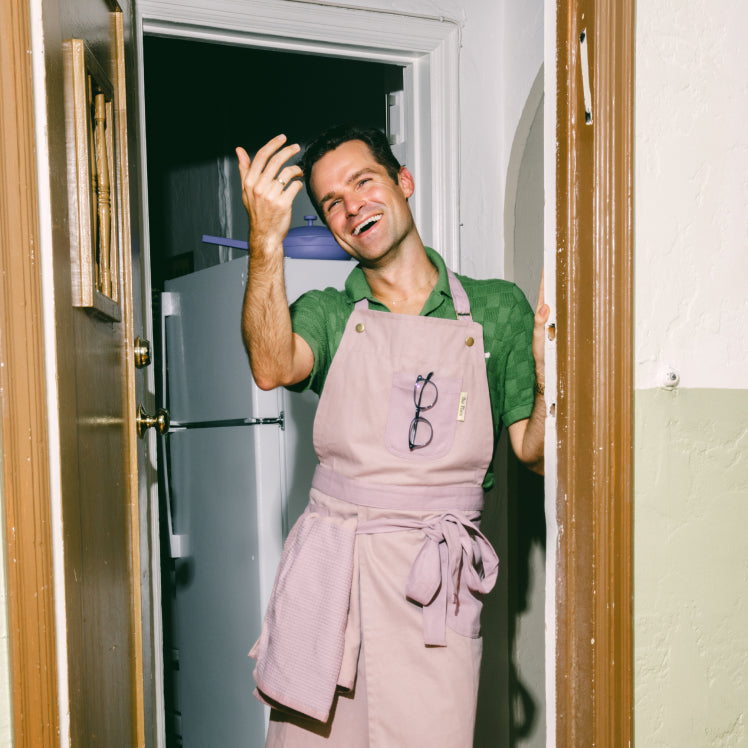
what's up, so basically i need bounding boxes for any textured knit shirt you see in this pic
[287,247,536,489]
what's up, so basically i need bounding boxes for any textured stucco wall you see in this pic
[635,390,748,745]
[635,0,748,392]
[635,1,748,744]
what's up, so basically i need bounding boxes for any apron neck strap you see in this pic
[446,269,472,319]
[353,267,473,320]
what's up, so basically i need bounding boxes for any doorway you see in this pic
[143,37,405,291]
[142,36,406,746]
[133,1,549,745]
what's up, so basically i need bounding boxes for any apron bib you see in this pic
[253,270,498,747]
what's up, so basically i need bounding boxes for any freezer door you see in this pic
[164,256,277,423]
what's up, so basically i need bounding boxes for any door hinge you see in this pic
[386,90,405,146]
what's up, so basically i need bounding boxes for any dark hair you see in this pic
[300,124,402,220]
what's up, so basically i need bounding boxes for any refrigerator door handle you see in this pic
[160,435,190,559]
[161,291,180,401]
[168,413,285,431]
[160,291,189,559]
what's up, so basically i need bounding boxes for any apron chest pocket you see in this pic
[384,371,463,460]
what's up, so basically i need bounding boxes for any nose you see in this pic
[344,192,364,217]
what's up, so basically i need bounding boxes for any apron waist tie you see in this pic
[357,513,499,646]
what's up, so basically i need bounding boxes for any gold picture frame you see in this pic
[65,37,121,320]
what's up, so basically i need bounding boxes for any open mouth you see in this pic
[352,214,382,236]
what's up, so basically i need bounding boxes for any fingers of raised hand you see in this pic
[236,146,251,180]
[236,135,301,186]
[272,165,303,192]
[251,136,300,183]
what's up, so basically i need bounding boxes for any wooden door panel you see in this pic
[73,314,134,744]
[1,1,144,744]
[48,3,143,744]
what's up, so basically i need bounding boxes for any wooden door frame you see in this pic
[0,0,59,744]
[553,0,635,744]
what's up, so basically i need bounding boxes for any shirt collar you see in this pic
[344,246,451,315]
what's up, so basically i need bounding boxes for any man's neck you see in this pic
[362,244,438,315]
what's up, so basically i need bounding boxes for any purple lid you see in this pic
[284,216,349,260]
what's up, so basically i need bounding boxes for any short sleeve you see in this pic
[287,287,351,395]
[499,286,536,428]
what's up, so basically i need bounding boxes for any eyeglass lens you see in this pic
[414,373,438,410]
[409,372,438,450]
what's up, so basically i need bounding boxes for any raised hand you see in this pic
[236,134,304,255]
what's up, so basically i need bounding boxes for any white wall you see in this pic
[635,0,748,391]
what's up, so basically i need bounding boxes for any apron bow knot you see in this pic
[359,513,499,647]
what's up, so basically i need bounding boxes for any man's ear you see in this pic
[398,166,415,199]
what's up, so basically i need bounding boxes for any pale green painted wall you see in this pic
[635,388,748,746]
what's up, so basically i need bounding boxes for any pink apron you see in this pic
[251,270,498,747]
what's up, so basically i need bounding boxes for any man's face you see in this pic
[309,140,416,266]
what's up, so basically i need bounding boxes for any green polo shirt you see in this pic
[287,247,536,489]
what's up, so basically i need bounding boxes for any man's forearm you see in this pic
[520,385,546,475]
[242,247,297,390]
[520,271,550,474]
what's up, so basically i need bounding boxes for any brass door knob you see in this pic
[134,336,152,368]
[136,403,169,438]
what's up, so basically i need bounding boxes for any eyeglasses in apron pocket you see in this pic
[384,371,463,460]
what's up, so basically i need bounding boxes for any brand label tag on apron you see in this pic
[457,392,468,421]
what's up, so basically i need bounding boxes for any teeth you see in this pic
[352,214,382,236]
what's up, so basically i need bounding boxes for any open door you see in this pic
[54,8,147,745]
[1,1,148,744]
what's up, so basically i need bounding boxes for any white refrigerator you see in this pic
[161,256,353,746]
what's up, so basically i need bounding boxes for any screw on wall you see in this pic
[661,368,680,390]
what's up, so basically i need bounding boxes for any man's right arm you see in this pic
[237,135,314,390]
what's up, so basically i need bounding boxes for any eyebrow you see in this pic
[318,168,375,209]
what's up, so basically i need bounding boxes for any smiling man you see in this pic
[236,125,548,747]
